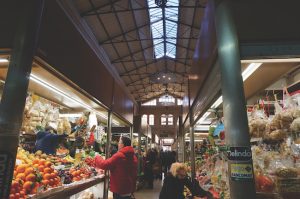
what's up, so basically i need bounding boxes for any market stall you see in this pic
[186,60,300,199]
[0,57,117,199]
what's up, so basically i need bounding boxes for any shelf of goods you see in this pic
[192,100,300,199]
[11,148,105,199]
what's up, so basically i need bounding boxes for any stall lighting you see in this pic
[59,113,82,118]
[133,133,138,136]
[196,62,262,125]
[0,58,8,63]
[185,139,203,142]
[194,125,210,131]
[211,96,223,109]
[30,74,120,126]
[242,63,262,81]
[241,58,300,63]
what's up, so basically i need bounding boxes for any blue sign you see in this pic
[213,123,224,136]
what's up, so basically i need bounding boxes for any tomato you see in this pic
[9,194,15,199]
[14,193,20,199]
[11,180,20,189]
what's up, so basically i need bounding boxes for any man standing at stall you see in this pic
[94,136,138,199]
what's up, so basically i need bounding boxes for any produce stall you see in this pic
[0,61,112,199]
[185,58,300,199]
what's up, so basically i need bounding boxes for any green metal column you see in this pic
[214,0,256,198]
[178,116,184,162]
[103,111,112,199]
[0,1,44,198]
[189,112,196,179]
[130,125,133,146]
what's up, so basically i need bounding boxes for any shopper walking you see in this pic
[94,136,138,199]
[144,148,156,189]
[159,162,213,199]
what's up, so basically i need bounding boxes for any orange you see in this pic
[48,179,54,186]
[25,174,36,182]
[24,167,34,176]
[44,161,52,167]
[38,165,44,172]
[71,171,77,177]
[32,159,39,165]
[39,159,46,165]
[50,173,56,179]
[42,180,49,186]
[33,164,39,168]
[23,181,33,191]
[43,168,52,174]
[16,173,26,181]
[43,173,51,180]
[16,165,27,174]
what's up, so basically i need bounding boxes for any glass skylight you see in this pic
[147,0,179,58]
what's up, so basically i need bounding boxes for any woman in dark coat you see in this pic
[159,162,213,199]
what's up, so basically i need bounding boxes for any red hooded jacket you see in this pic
[95,146,138,194]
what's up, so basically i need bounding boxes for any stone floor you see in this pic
[108,179,162,199]
[134,179,162,199]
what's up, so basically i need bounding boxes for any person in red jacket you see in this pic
[95,136,138,199]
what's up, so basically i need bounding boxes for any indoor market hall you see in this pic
[1,0,300,199]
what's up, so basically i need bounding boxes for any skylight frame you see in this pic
[147,0,179,58]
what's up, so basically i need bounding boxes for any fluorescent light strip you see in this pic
[241,58,300,63]
[0,58,9,63]
[30,74,120,126]
[211,96,223,109]
[242,63,262,81]
[59,113,82,118]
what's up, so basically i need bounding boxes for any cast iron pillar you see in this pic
[214,0,256,198]
[0,1,44,198]
[103,111,112,199]
[189,111,196,179]
[178,116,184,162]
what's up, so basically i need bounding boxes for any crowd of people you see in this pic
[35,129,212,199]
[143,149,177,189]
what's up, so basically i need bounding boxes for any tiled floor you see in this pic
[108,179,162,199]
[134,179,162,199]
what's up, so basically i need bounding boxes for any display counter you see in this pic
[29,176,104,199]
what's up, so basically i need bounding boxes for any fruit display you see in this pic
[11,147,104,199]
[10,158,60,199]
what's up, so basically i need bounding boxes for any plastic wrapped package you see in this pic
[290,117,300,132]
[264,129,287,142]
[248,109,268,138]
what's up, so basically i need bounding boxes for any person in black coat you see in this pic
[144,149,157,188]
[159,162,213,199]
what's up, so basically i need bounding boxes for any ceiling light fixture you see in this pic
[163,75,166,78]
